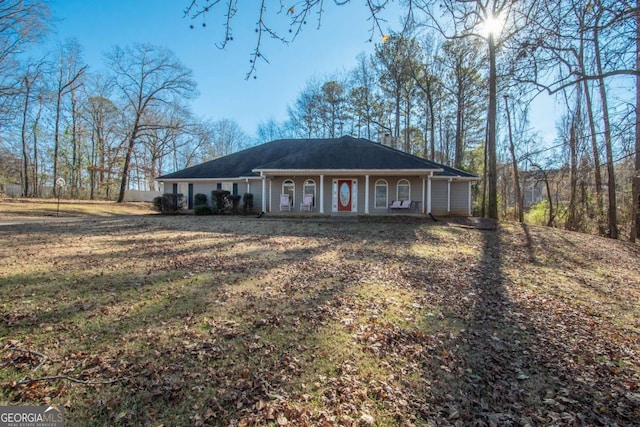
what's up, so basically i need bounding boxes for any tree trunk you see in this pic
[544,172,555,227]
[504,96,523,222]
[486,32,498,219]
[117,137,134,203]
[481,119,488,218]
[455,84,464,169]
[89,127,96,200]
[594,16,618,238]
[404,96,411,152]
[71,89,78,198]
[427,82,436,161]
[52,91,62,198]
[566,110,580,231]
[583,80,605,234]
[20,76,31,197]
[394,91,401,150]
[99,127,106,196]
[632,2,640,242]
[31,96,43,197]
[117,116,140,203]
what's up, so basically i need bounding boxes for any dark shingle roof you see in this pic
[157,136,477,180]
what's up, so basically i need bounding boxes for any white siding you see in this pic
[123,190,162,202]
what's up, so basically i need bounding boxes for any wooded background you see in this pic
[1,0,638,240]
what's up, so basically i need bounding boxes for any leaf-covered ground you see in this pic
[1,202,639,426]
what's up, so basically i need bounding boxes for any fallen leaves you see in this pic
[1,214,639,425]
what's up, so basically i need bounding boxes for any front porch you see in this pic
[261,174,438,215]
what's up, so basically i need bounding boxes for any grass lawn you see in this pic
[1,199,639,426]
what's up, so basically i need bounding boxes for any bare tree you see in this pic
[513,0,637,238]
[0,0,49,105]
[633,2,640,242]
[591,3,617,238]
[182,119,215,167]
[83,74,120,199]
[30,91,44,196]
[18,61,44,197]
[137,105,193,191]
[413,0,537,219]
[504,95,523,222]
[256,118,290,143]
[562,82,583,232]
[51,39,86,197]
[210,118,250,157]
[105,43,197,203]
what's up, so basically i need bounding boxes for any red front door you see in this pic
[337,180,352,212]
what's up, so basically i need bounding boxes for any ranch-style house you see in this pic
[156,135,479,216]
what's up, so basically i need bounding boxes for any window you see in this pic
[216,183,222,190]
[303,180,316,206]
[397,179,410,201]
[282,180,295,207]
[232,183,238,195]
[375,179,388,208]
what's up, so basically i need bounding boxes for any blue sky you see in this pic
[46,0,558,143]
[46,1,408,137]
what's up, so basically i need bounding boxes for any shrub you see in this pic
[194,204,212,215]
[525,200,549,226]
[152,196,162,212]
[194,193,207,206]
[243,193,254,214]
[228,194,242,214]
[211,190,230,214]
[153,193,184,213]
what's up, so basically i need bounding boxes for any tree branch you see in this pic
[184,0,394,79]
[4,346,130,386]
[6,347,47,372]
[17,375,129,386]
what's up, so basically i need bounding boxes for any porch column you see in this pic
[319,175,325,213]
[364,175,370,214]
[427,173,432,214]
[261,176,267,212]
[447,179,452,213]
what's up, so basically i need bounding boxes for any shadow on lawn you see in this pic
[435,226,551,424]
[430,226,639,425]
[2,218,360,425]
[3,217,638,425]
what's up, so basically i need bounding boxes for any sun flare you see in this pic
[482,14,505,38]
